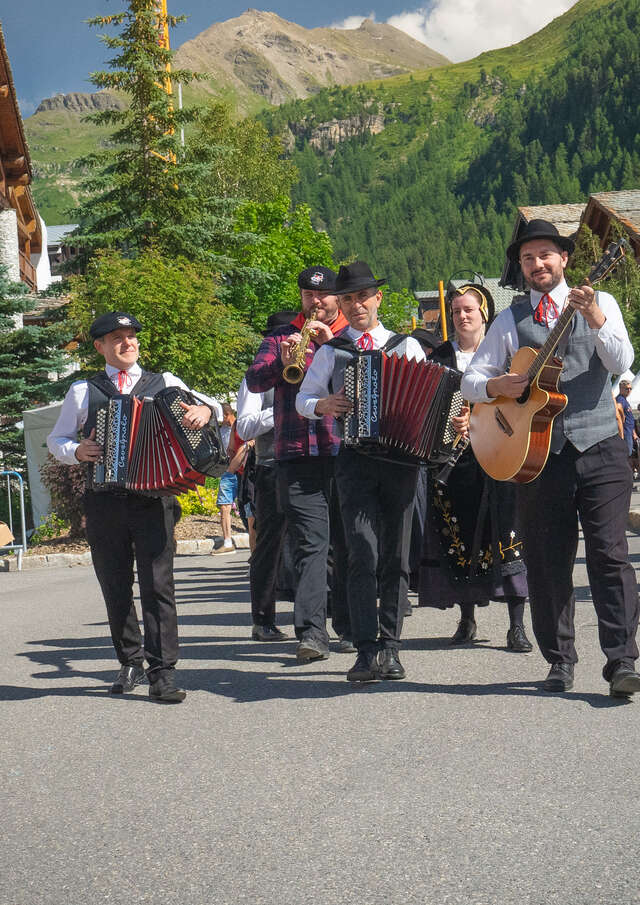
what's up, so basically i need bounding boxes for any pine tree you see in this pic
[71,1,257,276]
[0,267,74,471]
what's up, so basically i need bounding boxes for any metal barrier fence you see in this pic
[1,471,28,570]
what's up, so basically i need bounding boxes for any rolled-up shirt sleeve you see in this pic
[47,381,89,465]
[593,291,635,375]
[461,309,519,403]
[296,346,335,420]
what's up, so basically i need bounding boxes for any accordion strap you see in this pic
[327,331,407,354]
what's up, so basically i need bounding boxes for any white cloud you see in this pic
[331,12,376,29]
[344,1,577,62]
[18,97,37,117]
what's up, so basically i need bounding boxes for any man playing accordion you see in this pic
[297,262,425,682]
[47,311,222,703]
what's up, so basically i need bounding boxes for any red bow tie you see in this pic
[356,332,374,351]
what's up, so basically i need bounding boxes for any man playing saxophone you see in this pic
[245,267,353,662]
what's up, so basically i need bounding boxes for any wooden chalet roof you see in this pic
[582,191,640,259]
[0,22,32,185]
[0,22,41,268]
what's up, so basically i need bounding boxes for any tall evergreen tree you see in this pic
[71,1,257,276]
[0,267,74,471]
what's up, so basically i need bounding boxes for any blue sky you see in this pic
[2,1,576,117]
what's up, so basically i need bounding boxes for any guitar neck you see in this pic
[526,304,576,382]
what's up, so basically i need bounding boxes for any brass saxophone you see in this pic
[282,307,318,384]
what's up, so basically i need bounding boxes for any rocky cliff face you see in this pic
[175,9,450,110]
[35,92,126,115]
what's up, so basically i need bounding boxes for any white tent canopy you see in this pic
[22,402,62,528]
[613,370,640,409]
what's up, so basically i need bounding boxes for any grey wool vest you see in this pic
[255,388,276,467]
[511,295,618,452]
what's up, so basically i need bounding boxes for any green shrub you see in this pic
[30,513,70,546]
[178,481,220,517]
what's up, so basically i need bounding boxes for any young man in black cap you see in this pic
[47,311,222,703]
[245,268,352,662]
[462,220,640,697]
[297,261,425,682]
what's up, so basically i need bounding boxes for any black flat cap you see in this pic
[506,219,575,262]
[89,311,143,339]
[335,261,386,295]
[297,266,338,291]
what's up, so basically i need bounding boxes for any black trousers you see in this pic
[278,457,339,646]
[335,449,418,653]
[84,491,178,676]
[249,464,287,626]
[516,435,639,680]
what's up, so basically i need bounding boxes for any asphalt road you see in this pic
[2,516,640,905]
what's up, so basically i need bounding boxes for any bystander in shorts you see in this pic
[217,472,238,506]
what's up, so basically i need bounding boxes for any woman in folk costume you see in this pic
[417,283,532,651]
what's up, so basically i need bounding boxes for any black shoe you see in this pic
[543,662,574,692]
[450,618,477,645]
[506,625,533,653]
[347,650,380,682]
[110,664,146,694]
[149,672,186,704]
[252,624,288,642]
[378,649,406,680]
[296,638,330,663]
[609,665,640,698]
[336,635,356,653]
[403,603,413,617]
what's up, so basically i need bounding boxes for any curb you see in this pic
[0,533,251,572]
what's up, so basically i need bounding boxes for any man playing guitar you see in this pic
[462,219,640,698]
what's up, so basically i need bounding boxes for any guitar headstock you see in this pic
[587,238,628,285]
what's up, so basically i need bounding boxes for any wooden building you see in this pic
[502,193,640,288]
[0,23,41,290]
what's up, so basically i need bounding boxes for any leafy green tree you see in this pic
[67,249,259,396]
[229,200,334,330]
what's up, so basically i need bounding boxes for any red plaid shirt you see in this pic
[245,313,348,461]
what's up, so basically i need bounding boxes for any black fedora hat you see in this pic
[506,219,575,262]
[335,261,386,295]
[262,310,298,336]
[451,283,495,325]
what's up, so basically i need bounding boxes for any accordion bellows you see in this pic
[343,351,463,463]
[91,387,227,494]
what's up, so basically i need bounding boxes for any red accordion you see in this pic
[90,387,228,494]
[343,350,463,463]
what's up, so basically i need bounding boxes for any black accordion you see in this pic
[90,387,228,494]
[343,350,463,463]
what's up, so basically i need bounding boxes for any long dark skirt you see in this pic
[417,448,528,608]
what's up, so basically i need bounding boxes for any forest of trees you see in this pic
[270,0,640,293]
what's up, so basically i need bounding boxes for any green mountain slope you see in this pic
[273,0,639,289]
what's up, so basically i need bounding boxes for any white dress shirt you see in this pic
[47,362,223,465]
[461,280,634,403]
[236,377,274,441]
[296,322,426,420]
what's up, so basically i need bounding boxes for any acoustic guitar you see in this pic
[470,239,627,483]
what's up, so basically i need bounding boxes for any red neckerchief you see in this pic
[533,293,559,327]
[290,311,349,335]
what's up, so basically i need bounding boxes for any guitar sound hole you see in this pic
[516,385,531,405]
